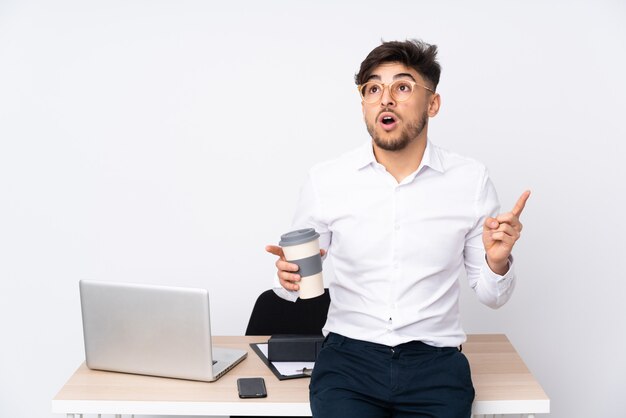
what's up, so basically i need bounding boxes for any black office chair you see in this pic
[245,288,330,336]
[236,289,330,418]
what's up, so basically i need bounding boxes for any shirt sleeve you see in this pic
[290,172,331,250]
[273,171,331,302]
[463,167,516,309]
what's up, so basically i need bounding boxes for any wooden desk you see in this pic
[52,334,549,417]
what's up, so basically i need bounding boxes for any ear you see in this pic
[427,93,441,117]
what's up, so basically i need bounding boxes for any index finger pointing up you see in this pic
[511,190,531,217]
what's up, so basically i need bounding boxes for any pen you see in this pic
[296,367,313,376]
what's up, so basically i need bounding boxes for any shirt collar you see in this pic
[353,141,377,170]
[421,140,445,174]
[353,139,446,174]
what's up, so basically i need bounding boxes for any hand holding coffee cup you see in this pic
[265,228,325,299]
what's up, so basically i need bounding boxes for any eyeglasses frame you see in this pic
[357,80,436,104]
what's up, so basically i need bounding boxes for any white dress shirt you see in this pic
[276,140,515,348]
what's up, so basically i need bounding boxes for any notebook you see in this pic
[79,280,247,382]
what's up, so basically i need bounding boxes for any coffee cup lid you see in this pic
[279,228,320,247]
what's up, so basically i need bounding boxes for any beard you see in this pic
[367,111,429,152]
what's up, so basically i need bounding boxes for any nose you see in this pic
[380,85,395,107]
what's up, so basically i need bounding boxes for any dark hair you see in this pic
[355,39,441,91]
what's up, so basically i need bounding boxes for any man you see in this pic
[266,39,529,418]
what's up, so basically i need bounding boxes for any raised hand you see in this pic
[482,190,531,275]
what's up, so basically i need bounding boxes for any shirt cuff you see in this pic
[483,255,515,293]
[272,286,299,302]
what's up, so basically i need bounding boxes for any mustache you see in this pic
[377,108,401,120]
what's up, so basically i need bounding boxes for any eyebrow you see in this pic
[366,73,417,83]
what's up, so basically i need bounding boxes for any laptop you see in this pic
[79,280,247,382]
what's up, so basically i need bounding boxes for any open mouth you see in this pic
[378,113,398,131]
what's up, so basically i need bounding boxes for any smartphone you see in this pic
[237,377,267,398]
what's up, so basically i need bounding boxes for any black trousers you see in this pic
[309,333,475,418]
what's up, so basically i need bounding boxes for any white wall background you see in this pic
[1,0,625,417]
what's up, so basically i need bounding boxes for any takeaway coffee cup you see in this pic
[279,228,324,299]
